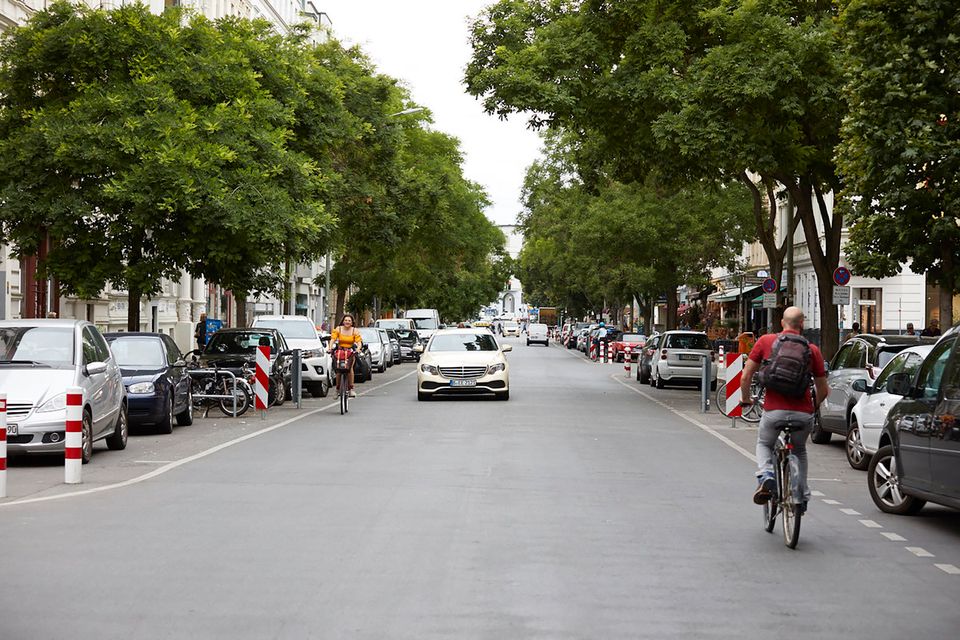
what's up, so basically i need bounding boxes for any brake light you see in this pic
[661,349,668,360]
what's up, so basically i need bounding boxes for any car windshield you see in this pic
[876,346,909,369]
[665,334,711,350]
[504,322,519,329]
[429,333,500,352]
[0,326,74,367]
[412,318,439,330]
[395,330,419,342]
[205,332,277,354]
[254,319,317,340]
[109,337,166,368]
[358,328,382,343]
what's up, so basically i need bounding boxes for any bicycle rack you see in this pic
[187,369,240,416]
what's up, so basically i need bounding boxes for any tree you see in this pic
[465,0,848,355]
[838,0,960,326]
[0,3,332,329]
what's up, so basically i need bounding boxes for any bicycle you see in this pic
[188,364,252,418]
[716,368,765,423]
[760,416,807,549]
[331,347,357,415]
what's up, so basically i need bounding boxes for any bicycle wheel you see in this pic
[781,455,802,549]
[763,496,777,533]
[219,381,250,417]
[338,372,348,415]
[715,382,730,417]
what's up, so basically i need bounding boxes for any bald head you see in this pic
[782,306,805,331]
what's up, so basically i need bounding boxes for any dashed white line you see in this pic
[859,519,882,528]
[810,490,825,497]
[934,564,960,575]
[906,547,935,558]
[839,508,862,516]
[822,499,842,505]
[881,532,907,542]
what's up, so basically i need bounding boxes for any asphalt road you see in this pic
[1,339,958,639]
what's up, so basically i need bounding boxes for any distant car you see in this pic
[649,331,717,390]
[251,315,330,398]
[0,319,127,463]
[636,334,663,384]
[416,329,512,400]
[385,329,402,365]
[867,326,960,515]
[814,334,936,445]
[375,318,416,332]
[358,327,389,373]
[501,321,520,338]
[104,332,193,433]
[610,333,647,362]
[577,326,595,353]
[847,345,933,470]
[376,328,395,368]
[526,323,549,346]
[394,329,422,361]
[199,328,293,404]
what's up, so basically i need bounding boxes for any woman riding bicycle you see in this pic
[329,313,362,397]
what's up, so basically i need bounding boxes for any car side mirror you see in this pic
[502,344,513,352]
[851,378,869,393]
[886,372,913,397]
[173,359,187,368]
[413,344,424,353]
[279,350,294,357]
[84,361,107,376]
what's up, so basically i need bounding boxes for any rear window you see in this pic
[665,334,711,350]
[530,324,547,332]
[876,345,909,369]
[622,334,644,342]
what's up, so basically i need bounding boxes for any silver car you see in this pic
[0,319,128,463]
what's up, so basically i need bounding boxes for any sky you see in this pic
[320,1,543,227]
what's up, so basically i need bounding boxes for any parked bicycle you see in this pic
[716,363,764,423]
[761,416,806,549]
[187,362,252,418]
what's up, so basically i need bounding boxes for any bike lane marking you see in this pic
[0,370,418,509]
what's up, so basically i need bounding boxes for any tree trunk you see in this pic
[127,284,141,331]
[940,244,954,327]
[235,291,248,328]
[335,284,347,322]
[665,289,678,330]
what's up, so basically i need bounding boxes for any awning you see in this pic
[707,285,762,303]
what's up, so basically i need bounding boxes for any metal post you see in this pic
[700,355,710,413]
[324,253,333,331]
[292,349,302,409]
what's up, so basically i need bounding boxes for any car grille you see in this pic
[7,403,33,418]
[438,366,487,379]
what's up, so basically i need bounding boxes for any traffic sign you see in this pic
[833,266,851,286]
[762,293,777,309]
[833,286,851,305]
[762,278,778,293]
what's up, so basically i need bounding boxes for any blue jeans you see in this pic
[756,410,813,501]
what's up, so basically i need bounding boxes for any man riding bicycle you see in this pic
[329,313,362,397]
[741,307,829,512]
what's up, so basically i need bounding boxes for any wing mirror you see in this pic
[886,372,913,397]
[413,344,424,354]
[84,361,107,376]
[502,344,513,352]
[851,378,869,393]
[173,359,187,368]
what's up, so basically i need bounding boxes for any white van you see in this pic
[404,309,441,340]
[251,315,330,397]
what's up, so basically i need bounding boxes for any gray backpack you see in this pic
[759,334,812,397]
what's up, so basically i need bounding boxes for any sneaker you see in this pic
[348,390,356,398]
[799,501,808,515]
[753,476,775,505]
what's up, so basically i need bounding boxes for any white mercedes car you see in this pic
[416,329,512,401]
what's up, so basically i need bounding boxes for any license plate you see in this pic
[678,354,700,361]
[450,379,477,387]
[6,423,17,436]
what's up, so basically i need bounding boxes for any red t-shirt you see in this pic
[748,330,826,413]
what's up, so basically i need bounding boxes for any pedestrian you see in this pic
[848,322,861,338]
[195,312,207,351]
[46,311,57,318]
[921,319,941,337]
[904,322,916,336]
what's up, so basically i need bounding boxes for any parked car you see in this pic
[576,326,595,353]
[813,334,936,445]
[610,333,647,362]
[636,334,663,385]
[385,329,402,365]
[866,326,960,515]
[847,345,933,470]
[377,328,395,368]
[526,323,549,346]
[104,332,193,433]
[395,329,422,361]
[416,329,512,401]
[501,321,521,338]
[251,315,330,398]
[649,331,717,390]
[0,319,127,463]
[199,328,293,403]
[357,327,389,373]
[374,318,416,332]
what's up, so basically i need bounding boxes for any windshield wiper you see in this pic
[0,359,52,367]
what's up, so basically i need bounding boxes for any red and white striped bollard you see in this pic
[724,353,744,422]
[624,347,632,377]
[0,393,7,498]
[255,345,270,416]
[65,387,84,484]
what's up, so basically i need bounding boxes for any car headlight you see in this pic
[487,362,506,375]
[420,363,439,375]
[128,382,155,394]
[37,392,67,413]
[300,349,317,359]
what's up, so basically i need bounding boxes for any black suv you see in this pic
[867,324,960,515]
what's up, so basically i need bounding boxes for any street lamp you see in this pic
[388,107,426,117]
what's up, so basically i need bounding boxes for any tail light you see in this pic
[661,349,668,360]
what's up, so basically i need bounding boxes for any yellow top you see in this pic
[331,326,362,349]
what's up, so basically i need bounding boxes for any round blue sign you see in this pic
[833,267,851,286]
[762,278,778,293]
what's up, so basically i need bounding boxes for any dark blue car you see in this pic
[104,332,193,433]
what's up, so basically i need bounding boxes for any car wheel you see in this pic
[157,395,174,435]
[868,444,925,515]
[105,405,128,451]
[176,389,194,426]
[810,410,831,444]
[845,417,869,470]
[309,382,327,398]
[526,340,530,346]
[655,370,664,389]
[81,409,94,464]
[285,382,294,401]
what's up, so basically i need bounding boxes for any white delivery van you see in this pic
[404,309,441,341]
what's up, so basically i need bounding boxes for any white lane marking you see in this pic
[859,519,882,528]
[808,477,842,482]
[810,490,825,497]
[882,532,907,542]
[823,499,842,505]
[839,508,862,516]
[906,547,935,558]
[934,564,960,575]
[612,375,756,463]
[0,370,418,508]
[133,461,175,464]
